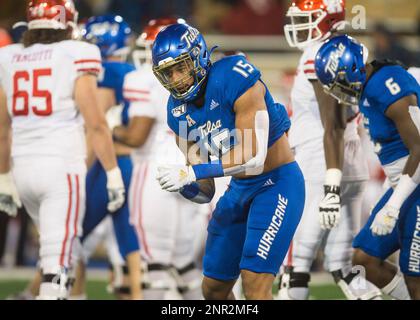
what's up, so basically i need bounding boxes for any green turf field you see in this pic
[0,279,346,300]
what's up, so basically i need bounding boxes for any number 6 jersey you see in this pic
[0,40,101,161]
[360,61,420,169]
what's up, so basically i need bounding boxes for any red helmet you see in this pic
[27,0,78,30]
[132,17,186,68]
[284,0,345,49]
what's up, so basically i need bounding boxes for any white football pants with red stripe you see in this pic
[13,156,86,274]
[286,134,368,273]
[129,161,206,269]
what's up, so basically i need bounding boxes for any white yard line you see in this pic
[0,267,336,285]
[0,267,109,281]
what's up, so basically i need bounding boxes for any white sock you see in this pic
[287,287,310,300]
[38,282,67,300]
[381,272,411,300]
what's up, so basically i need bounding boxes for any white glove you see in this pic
[0,172,22,217]
[105,105,123,131]
[156,165,196,192]
[106,167,125,213]
[319,185,341,230]
[370,205,399,236]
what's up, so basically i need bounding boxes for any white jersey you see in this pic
[123,64,185,165]
[408,67,420,84]
[0,40,101,161]
[288,41,325,148]
[288,40,368,181]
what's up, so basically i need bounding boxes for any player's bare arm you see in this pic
[75,74,118,171]
[222,80,293,178]
[0,87,11,173]
[97,87,116,113]
[157,80,294,194]
[368,95,420,237]
[312,80,347,229]
[312,80,347,171]
[75,74,125,212]
[85,86,117,166]
[113,116,155,148]
[0,86,21,217]
[386,95,420,180]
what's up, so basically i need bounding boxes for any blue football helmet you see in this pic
[82,15,132,58]
[314,34,369,106]
[152,23,211,102]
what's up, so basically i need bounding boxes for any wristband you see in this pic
[325,168,342,187]
[191,159,224,180]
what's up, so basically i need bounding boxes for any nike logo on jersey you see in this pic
[210,99,220,110]
[172,104,187,117]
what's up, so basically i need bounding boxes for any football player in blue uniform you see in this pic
[314,35,420,299]
[79,15,142,300]
[152,23,306,300]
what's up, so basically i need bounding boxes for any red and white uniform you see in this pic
[287,40,369,273]
[123,64,205,270]
[0,40,101,273]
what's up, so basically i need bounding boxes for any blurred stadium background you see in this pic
[0,0,419,299]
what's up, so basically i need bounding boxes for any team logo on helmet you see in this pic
[180,26,200,49]
[324,42,346,78]
[324,0,344,14]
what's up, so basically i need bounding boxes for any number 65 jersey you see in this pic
[0,40,102,161]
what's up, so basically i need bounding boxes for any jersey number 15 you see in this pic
[13,68,52,116]
[233,60,254,78]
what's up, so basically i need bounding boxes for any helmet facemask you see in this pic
[153,47,207,101]
[324,71,363,106]
[284,7,327,49]
[132,38,153,69]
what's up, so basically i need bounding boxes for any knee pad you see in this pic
[331,268,382,300]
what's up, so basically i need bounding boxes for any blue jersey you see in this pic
[98,61,135,126]
[167,55,290,159]
[360,62,420,165]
